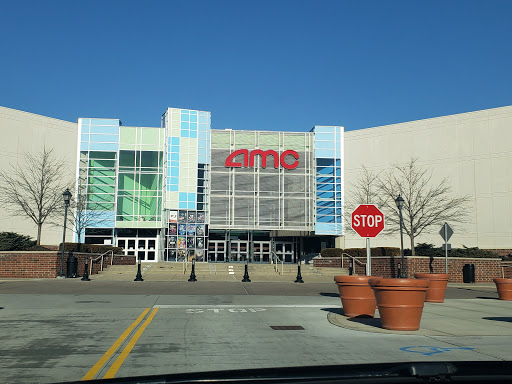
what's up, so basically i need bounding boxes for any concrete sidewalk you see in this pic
[328,297,512,336]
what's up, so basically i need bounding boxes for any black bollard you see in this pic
[81,258,90,281]
[188,258,197,282]
[294,257,304,283]
[242,258,251,282]
[349,259,354,275]
[134,258,144,281]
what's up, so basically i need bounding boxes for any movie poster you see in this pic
[187,237,195,248]
[197,211,205,223]
[168,211,178,223]
[168,236,177,248]
[196,237,204,249]
[187,224,195,236]
[196,224,205,236]
[178,211,187,223]
[187,211,196,223]
[168,249,176,261]
[168,223,177,235]
[178,249,187,260]
[178,237,186,249]
[178,224,186,235]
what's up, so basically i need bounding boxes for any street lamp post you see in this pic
[60,188,72,277]
[395,194,405,278]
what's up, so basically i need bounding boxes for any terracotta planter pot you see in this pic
[369,278,430,331]
[493,278,512,300]
[414,273,450,303]
[334,275,377,318]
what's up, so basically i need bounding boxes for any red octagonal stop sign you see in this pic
[351,204,385,238]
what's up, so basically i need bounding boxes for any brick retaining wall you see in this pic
[0,251,135,278]
[314,256,503,283]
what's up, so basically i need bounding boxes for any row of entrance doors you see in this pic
[208,241,294,263]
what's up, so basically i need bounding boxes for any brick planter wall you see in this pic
[0,251,136,278]
[314,256,504,283]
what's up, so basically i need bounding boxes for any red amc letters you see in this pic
[225,149,299,170]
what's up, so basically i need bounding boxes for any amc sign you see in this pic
[225,149,299,170]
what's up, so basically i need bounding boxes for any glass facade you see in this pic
[77,108,344,262]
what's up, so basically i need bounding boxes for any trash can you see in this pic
[463,263,475,283]
[66,253,78,278]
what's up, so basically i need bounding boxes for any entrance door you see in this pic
[208,241,226,262]
[275,241,294,263]
[117,238,157,261]
[230,241,248,262]
[253,241,271,263]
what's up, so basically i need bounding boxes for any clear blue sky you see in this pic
[1,0,511,131]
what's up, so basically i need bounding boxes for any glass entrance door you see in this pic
[117,238,156,261]
[230,241,248,262]
[253,241,271,263]
[276,241,294,263]
[208,241,226,262]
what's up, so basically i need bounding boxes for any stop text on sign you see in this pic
[225,149,299,170]
[351,204,385,238]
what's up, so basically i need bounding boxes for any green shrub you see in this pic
[59,243,123,254]
[320,248,343,257]
[405,243,500,258]
[342,247,401,257]
[0,232,37,251]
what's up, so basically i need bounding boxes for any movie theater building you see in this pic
[77,107,344,262]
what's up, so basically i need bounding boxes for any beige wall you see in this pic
[0,106,78,245]
[344,105,512,250]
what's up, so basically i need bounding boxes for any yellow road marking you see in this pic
[82,308,151,381]
[103,307,159,379]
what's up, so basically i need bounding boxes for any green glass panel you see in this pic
[89,151,116,159]
[211,132,231,148]
[88,185,115,194]
[89,159,116,168]
[88,169,116,177]
[258,134,280,149]
[120,127,137,145]
[234,132,256,146]
[89,177,116,186]
[139,173,158,191]
[139,196,157,216]
[141,151,159,167]
[89,194,115,203]
[118,173,135,190]
[119,150,136,167]
[117,196,134,215]
[284,135,306,151]
[87,202,114,211]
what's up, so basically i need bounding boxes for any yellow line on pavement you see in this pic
[82,308,151,381]
[103,307,159,379]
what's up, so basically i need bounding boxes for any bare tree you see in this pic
[0,148,68,245]
[67,176,108,244]
[378,158,470,255]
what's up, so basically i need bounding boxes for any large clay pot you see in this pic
[369,278,430,331]
[414,273,450,303]
[334,275,377,318]
[493,278,512,300]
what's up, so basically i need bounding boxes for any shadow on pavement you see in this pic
[321,307,344,315]
[483,317,512,323]
[321,307,383,328]
[476,296,499,300]
[319,292,339,297]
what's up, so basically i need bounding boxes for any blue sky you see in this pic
[1,0,511,131]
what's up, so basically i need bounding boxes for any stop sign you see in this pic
[351,204,385,238]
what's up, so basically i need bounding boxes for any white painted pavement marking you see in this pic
[154,304,329,309]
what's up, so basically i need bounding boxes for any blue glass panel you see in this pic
[80,142,89,151]
[336,208,342,215]
[170,153,178,161]
[313,126,334,133]
[317,158,334,166]
[336,192,342,198]
[91,119,120,126]
[315,141,334,150]
[171,168,179,176]
[315,149,336,158]
[315,133,335,142]
[336,177,342,183]
[198,154,207,164]
[171,185,179,192]
[190,114,197,123]
[317,207,335,215]
[190,131,197,138]
[80,119,91,125]
[172,137,180,145]
[336,167,341,176]
[181,122,189,130]
[181,112,189,121]
[336,159,341,166]
[81,133,89,142]
[170,177,179,185]
[317,183,335,191]
[317,191,335,199]
[179,192,187,202]
[188,202,196,209]
[188,193,196,202]
[81,124,90,134]
[190,122,197,131]
[317,215,335,223]
[181,130,189,138]
[316,200,335,207]
[91,125,119,134]
[199,114,207,123]
[89,134,118,143]
[316,176,335,184]
[171,145,180,153]
[179,201,187,209]
[316,166,334,175]
[89,142,118,151]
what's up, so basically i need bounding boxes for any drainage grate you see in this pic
[270,326,305,330]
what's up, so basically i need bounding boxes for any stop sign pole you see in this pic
[351,204,385,276]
